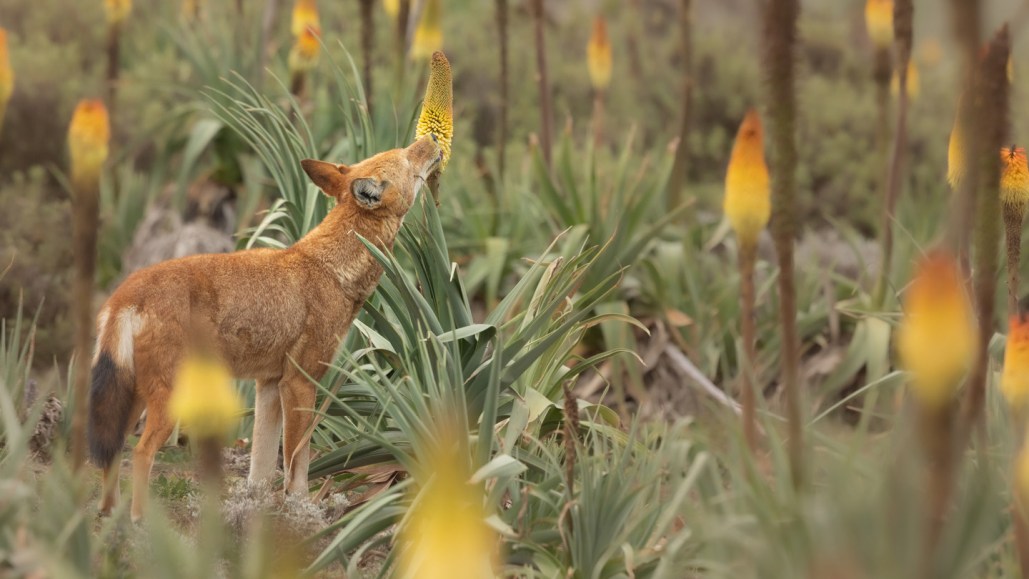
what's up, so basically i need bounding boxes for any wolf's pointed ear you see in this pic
[301,160,350,197]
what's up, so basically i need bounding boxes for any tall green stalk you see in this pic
[667,0,693,213]
[531,0,553,168]
[761,0,803,488]
[495,0,509,178]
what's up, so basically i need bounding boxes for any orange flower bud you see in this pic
[723,109,770,248]
[586,16,612,91]
[104,0,132,25]
[288,26,321,74]
[1001,146,1029,213]
[291,0,320,38]
[1003,314,1029,412]
[865,0,893,49]
[896,251,978,409]
[67,99,111,191]
[890,61,920,100]
[0,29,13,130]
[411,0,442,60]
[947,110,965,190]
[169,354,242,440]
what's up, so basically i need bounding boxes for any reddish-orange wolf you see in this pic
[88,136,442,521]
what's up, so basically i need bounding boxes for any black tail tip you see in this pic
[88,353,131,469]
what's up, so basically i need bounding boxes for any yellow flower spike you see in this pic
[1003,313,1029,412]
[0,29,13,130]
[587,16,612,92]
[288,26,321,74]
[947,109,966,190]
[68,99,110,191]
[104,0,132,26]
[291,0,320,38]
[383,0,399,18]
[1001,146,1029,213]
[896,251,978,410]
[865,0,893,49]
[415,51,453,171]
[411,0,443,61]
[398,436,497,579]
[169,354,243,440]
[723,108,770,249]
[890,61,920,100]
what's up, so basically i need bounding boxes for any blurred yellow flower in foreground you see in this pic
[169,354,242,440]
[291,0,320,38]
[947,110,965,189]
[288,27,321,74]
[68,99,110,190]
[104,0,132,26]
[865,0,893,49]
[383,0,399,18]
[1001,146,1029,213]
[1003,314,1029,412]
[0,29,13,129]
[723,108,770,249]
[890,61,920,100]
[398,443,496,579]
[896,251,977,409]
[587,16,612,91]
[415,51,453,171]
[411,0,442,60]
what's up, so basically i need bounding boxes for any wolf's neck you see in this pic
[292,203,402,290]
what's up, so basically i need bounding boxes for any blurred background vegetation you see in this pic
[5,0,1029,577]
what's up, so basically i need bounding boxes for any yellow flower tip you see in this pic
[383,0,399,18]
[865,0,894,49]
[291,0,321,38]
[104,0,132,26]
[68,99,111,189]
[169,354,243,440]
[723,108,770,248]
[415,50,453,171]
[399,442,497,579]
[1003,313,1029,412]
[890,61,920,100]
[0,28,13,111]
[1001,146,1029,211]
[897,251,978,410]
[587,16,612,92]
[947,112,965,190]
[288,26,321,73]
[410,0,443,61]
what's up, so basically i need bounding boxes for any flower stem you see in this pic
[1006,205,1025,316]
[738,241,759,454]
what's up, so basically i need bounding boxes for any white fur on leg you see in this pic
[248,382,283,483]
[284,442,310,495]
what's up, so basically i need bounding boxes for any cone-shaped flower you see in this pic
[890,61,920,99]
[947,111,965,189]
[291,0,320,38]
[383,0,399,18]
[169,354,243,440]
[67,99,110,191]
[415,51,453,171]
[865,0,893,49]
[104,0,132,26]
[896,251,978,409]
[411,0,442,60]
[1001,146,1029,213]
[0,29,13,130]
[723,109,770,249]
[288,26,321,74]
[1003,313,1029,412]
[587,16,612,92]
[398,433,497,579]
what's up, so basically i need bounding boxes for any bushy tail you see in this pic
[87,351,135,469]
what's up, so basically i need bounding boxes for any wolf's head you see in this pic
[301,135,442,219]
